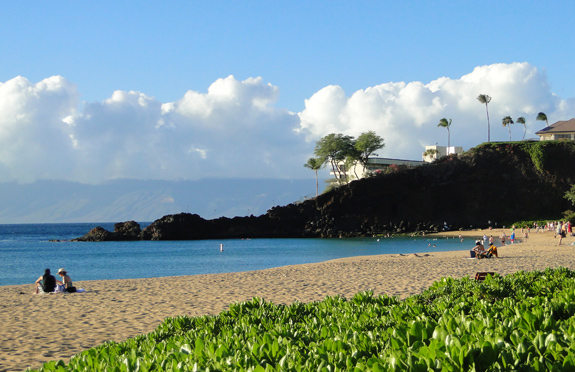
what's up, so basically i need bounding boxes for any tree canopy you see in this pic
[304,157,323,197]
[314,133,355,185]
[517,117,526,140]
[502,116,514,140]
[354,131,385,168]
[437,118,452,151]
[314,131,385,185]
[536,112,549,127]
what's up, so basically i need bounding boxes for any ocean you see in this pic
[0,223,476,286]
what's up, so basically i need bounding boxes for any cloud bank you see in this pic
[299,63,575,158]
[0,62,574,184]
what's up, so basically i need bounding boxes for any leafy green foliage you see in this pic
[314,133,356,185]
[355,131,385,168]
[563,210,575,224]
[510,220,551,229]
[471,140,575,174]
[31,268,575,371]
[314,132,384,186]
[565,185,575,207]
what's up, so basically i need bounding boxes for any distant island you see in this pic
[74,141,575,241]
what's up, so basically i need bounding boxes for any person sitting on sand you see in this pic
[473,240,488,259]
[487,243,498,258]
[34,268,56,294]
[56,268,76,293]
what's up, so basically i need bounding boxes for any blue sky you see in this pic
[4,1,574,110]
[1,1,574,184]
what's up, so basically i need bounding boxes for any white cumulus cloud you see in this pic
[298,62,575,160]
[0,75,306,183]
[0,63,574,184]
[0,76,79,182]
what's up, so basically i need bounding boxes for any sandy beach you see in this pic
[1,227,574,371]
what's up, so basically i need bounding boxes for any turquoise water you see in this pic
[0,223,474,286]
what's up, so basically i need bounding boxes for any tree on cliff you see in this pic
[314,133,355,185]
[477,94,492,142]
[355,131,385,169]
[304,157,323,197]
[502,116,514,141]
[437,118,452,153]
[537,112,549,127]
[314,132,385,185]
[517,117,527,140]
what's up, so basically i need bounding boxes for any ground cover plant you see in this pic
[32,267,575,371]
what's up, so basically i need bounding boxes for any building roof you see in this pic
[367,157,425,166]
[535,118,575,135]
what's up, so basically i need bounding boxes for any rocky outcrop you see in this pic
[73,221,141,241]
[73,226,117,242]
[113,220,141,239]
[139,206,315,240]
[75,141,575,241]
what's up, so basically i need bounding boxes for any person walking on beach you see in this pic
[558,226,565,246]
[556,222,562,238]
[34,268,56,294]
[500,232,506,246]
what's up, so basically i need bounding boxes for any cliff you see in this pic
[75,141,575,241]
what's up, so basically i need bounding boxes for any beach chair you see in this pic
[475,272,495,282]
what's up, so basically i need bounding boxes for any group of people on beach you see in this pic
[472,240,498,259]
[551,221,572,245]
[34,268,76,294]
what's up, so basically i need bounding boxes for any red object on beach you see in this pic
[475,272,495,282]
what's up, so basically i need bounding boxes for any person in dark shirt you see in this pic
[34,268,56,294]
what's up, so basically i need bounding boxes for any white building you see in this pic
[535,118,575,141]
[331,157,426,182]
[422,145,463,162]
[330,145,464,183]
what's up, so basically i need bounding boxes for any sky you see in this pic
[1,1,574,184]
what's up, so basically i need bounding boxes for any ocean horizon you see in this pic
[0,223,477,286]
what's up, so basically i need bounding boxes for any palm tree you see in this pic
[536,112,549,127]
[437,118,452,154]
[517,117,526,140]
[502,116,514,141]
[304,157,323,197]
[477,94,492,142]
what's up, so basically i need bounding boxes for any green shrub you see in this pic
[30,268,575,372]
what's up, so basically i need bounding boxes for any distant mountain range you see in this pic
[0,178,318,224]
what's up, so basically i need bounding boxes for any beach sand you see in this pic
[1,227,574,371]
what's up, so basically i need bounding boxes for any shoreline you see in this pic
[1,233,481,288]
[1,228,573,371]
